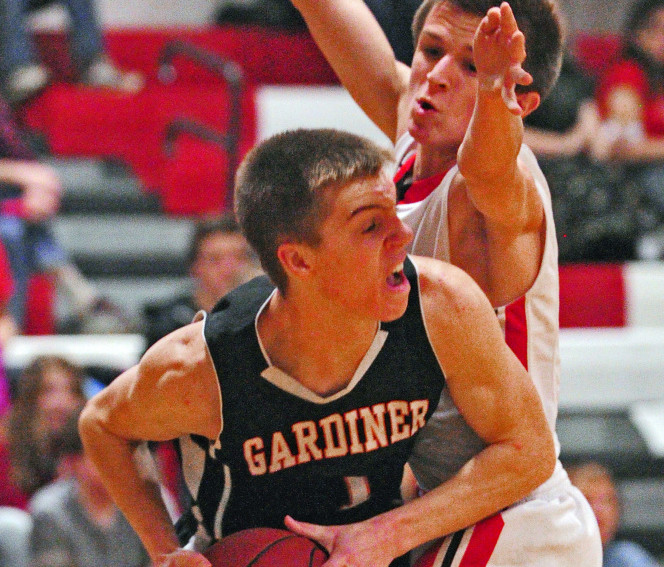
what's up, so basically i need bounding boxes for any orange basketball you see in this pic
[203,527,329,567]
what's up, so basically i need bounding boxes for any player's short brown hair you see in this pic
[411,0,564,100]
[234,129,393,292]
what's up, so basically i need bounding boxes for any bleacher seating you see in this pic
[18,27,338,217]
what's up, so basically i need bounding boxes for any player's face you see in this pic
[407,2,480,152]
[310,171,413,322]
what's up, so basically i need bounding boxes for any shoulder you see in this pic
[206,275,274,335]
[142,320,208,374]
[411,255,492,324]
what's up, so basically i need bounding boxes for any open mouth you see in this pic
[387,263,406,287]
[418,98,435,111]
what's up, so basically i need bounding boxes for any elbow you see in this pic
[523,427,557,491]
[78,400,98,448]
[542,432,557,480]
[78,397,111,454]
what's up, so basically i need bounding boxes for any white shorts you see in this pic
[412,463,602,567]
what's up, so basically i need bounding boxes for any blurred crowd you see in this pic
[523,0,664,262]
[0,0,663,565]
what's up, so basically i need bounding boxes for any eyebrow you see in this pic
[348,203,387,220]
[420,30,473,54]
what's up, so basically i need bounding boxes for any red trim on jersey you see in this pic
[504,296,528,369]
[394,153,416,185]
[414,542,440,567]
[458,513,505,566]
[394,153,451,204]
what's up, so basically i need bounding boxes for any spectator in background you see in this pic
[0,355,86,510]
[0,0,143,105]
[568,461,660,567]
[595,0,664,257]
[142,215,260,350]
[524,56,599,158]
[0,94,129,335]
[524,52,641,263]
[29,409,150,567]
[141,215,261,513]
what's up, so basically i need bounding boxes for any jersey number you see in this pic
[340,476,371,510]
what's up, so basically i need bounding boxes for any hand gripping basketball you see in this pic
[204,527,329,567]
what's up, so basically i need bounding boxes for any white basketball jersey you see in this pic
[395,133,561,453]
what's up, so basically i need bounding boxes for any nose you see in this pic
[426,55,456,89]
[387,217,413,251]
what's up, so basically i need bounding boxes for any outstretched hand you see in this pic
[473,2,533,115]
[285,515,397,567]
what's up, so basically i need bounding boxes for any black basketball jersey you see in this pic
[176,257,444,565]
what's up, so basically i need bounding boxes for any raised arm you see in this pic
[289,0,410,140]
[286,257,555,566]
[452,3,545,306]
[78,321,221,566]
[457,3,541,226]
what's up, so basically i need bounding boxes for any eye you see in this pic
[423,46,443,59]
[464,60,476,73]
[363,218,380,233]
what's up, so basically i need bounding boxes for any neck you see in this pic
[258,292,379,397]
[414,144,457,181]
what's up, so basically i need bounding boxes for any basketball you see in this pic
[203,527,329,567]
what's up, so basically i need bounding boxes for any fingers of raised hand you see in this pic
[508,30,526,62]
[500,2,519,35]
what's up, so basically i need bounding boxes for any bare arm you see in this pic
[457,3,541,229]
[450,3,544,306]
[79,321,221,566]
[289,0,410,140]
[286,257,555,566]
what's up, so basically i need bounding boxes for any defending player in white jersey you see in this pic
[285,0,602,565]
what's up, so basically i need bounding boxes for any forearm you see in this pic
[79,406,180,561]
[458,87,523,184]
[371,436,554,556]
[523,126,583,157]
[289,0,405,138]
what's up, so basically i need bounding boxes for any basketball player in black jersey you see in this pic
[79,129,554,567]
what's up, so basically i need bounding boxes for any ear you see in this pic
[277,241,314,281]
[517,91,541,118]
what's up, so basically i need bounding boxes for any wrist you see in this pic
[368,509,416,560]
[476,73,502,95]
